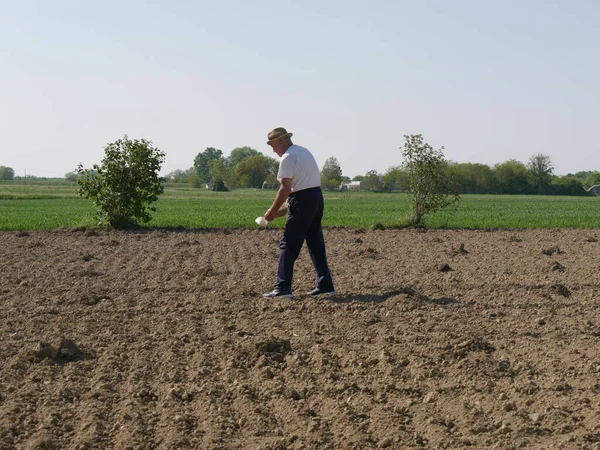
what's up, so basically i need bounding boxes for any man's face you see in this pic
[269,140,285,157]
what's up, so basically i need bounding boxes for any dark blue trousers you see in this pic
[275,187,334,292]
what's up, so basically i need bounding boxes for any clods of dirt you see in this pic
[1,228,600,449]
[28,338,85,363]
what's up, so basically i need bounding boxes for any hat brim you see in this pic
[267,132,293,145]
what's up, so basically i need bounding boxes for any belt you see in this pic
[289,186,321,198]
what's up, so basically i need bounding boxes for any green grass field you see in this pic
[0,182,599,231]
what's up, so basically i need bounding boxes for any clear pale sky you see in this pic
[1,0,598,178]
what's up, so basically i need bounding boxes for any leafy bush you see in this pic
[188,173,203,188]
[77,136,165,229]
[401,134,459,225]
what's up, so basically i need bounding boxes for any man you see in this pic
[262,127,335,299]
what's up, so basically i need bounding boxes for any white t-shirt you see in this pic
[277,144,321,192]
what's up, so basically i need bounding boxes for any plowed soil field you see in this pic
[1,228,600,449]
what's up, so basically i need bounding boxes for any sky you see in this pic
[1,0,598,179]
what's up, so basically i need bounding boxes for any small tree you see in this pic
[194,147,223,184]
[0,166,15,180]
[322,157,343,181]
[77,136,165,229]
[401,134,459,226]
[321,157,343,190]
[527,153,554,194]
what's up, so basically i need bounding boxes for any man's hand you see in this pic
[264,208,277,222]
[265,201,289,222]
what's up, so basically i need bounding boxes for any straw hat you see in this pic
[267,127,293,145]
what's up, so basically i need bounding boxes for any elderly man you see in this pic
[262,127,335,299]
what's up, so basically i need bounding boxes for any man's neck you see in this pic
[282,141,293,153]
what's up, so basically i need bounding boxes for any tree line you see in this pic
[163,149,599,196]
[163,146,279,191]
[321,154,600,196]
[2,150,599,196]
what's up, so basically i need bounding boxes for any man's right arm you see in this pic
[264,178,292,221]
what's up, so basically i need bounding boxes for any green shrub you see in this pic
[77,136,165,229]
[401,134,459,225]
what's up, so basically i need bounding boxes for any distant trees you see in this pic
[228,147,262,168]
[148,143,597,196]
[164,168,196,184]
[206,159,233,190]
[362,170,382,192]
[0,166,15,180]
[382,166,408,192]
[527,153,554,194]
[444,157,587,196]
[216,147,269,190]
[236,155,278,188]
[584,172,600,188]
[264,173,278,187]
[169,146,279,190]
[321,157,343,190]
[493,160,531,194]
[64,171,78,182]
[551,176,587,195]
[446,163,495,194]
[193,147,223,184]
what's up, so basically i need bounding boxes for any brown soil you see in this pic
[1,228,600,449]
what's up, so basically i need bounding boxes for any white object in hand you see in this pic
[255,216,269,228]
